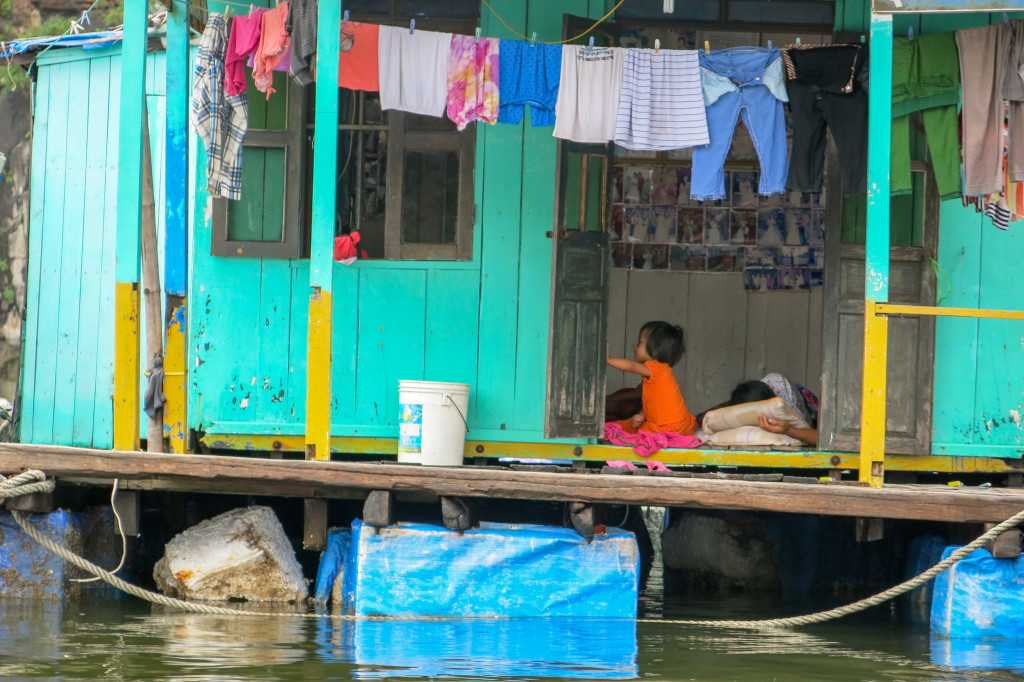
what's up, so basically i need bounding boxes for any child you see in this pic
[606,321,696,436]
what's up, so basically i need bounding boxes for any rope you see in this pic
[2,470,1022,629]
[480,0,627,45]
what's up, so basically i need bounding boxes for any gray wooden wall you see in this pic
[607,270,823,415]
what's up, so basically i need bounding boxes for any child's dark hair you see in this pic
[726,380,775,407]
[640,321,685,366]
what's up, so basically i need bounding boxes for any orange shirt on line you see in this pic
[616,361,695,436]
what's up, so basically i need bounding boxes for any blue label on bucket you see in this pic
[399,403,423,453]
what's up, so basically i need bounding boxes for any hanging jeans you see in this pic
[891,33,961,199]
[691,47,789,201]
[785,45,868,196]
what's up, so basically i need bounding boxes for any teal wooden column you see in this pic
[860,11,894,487]
[113,0,148,451]
[164,0,190,453]
[305,0,341,465]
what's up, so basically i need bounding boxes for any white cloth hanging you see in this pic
[379,25,453,117]
[553,45,624,143]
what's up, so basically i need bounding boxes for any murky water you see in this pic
[1,593,1022,680]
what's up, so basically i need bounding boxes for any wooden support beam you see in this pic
[860,12,895,489]
[363,490,396,528]
[303,498,328,550]
[113,489,140,537]
[6,445,1024,524]
[5,491,55,513]
[855,517,884,542]
[985,525,1022,559]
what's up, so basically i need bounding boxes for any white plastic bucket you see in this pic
[398,380,470,466]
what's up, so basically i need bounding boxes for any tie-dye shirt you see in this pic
[446,35,500,131]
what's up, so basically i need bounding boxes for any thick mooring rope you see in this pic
[3,470,1022,629]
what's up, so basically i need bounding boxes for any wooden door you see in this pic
[544,142,612,438]
[819,154,937,454]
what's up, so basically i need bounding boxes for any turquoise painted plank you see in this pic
[115,0,146,285]
[330,266,360,426]
[865,13,893,303]
[310,0,341,293]
[973,226,1024,448]
[52,59,92,445]
[475,0,526,431]
[931,202,983,453]
[355,270,427,428]
[256,260,293,422]
[164,1,189,296]
[20,62,51,444]
[93,56,122,448]
[424,269,480,391]
[287,263,310,424]
[920,12,988,32]
[72,57,113,446]
[30,61,73,444]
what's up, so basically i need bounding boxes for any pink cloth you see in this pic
[604,422,702,457]
[605,460,671,472]
[446,34,500,131]
[225,9,266,96]
[254,1,291,100]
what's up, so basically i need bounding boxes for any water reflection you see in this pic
[318,617,639,679]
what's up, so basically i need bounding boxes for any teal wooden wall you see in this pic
[189,0,609,442]
[21,48,169,447]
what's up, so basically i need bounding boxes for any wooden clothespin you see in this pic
[224,6,233,19]
[704,40,710,54]
[475,27,481,43]
[654,38,660,54]
[249,4,255,16]
[343,9,349,26]
[530,32,537,47]
[409,19,415,35]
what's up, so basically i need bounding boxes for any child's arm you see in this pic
[606,346,651,377]
[759,416,817,446]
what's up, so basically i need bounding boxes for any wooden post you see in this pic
[113,0,147,452]
[859,12,893,489]
[141,99,164,453]
[163,0,190,455]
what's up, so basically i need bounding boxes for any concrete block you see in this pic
[153,506,307,602]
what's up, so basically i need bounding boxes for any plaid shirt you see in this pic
[190,14,248,200]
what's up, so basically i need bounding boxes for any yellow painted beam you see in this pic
[199,433,1022,474]
[163,304,188,454]
[113,282,140,451]
[860,301,888,487]
[305,289,332,461]
[876,303,1024,320]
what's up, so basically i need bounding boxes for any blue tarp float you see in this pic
[0,31,122,59]
[316,520,640,618]
[931,546,1024,639]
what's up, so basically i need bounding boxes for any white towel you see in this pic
[378,25,452,117]
[615,48,708,151]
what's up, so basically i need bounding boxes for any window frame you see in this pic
[211,78,306,259]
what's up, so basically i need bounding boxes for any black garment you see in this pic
[785,45,868,196]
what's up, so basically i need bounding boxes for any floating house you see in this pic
[15,0,1024,502]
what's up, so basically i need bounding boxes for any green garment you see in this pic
[890,33,962,199]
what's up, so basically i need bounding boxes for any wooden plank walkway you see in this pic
[2,444,1024,524]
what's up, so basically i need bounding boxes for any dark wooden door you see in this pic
[544,142,612,438]
[819,154,937,454]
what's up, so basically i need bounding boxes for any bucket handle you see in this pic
[443,393,470,433]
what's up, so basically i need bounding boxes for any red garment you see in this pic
[224,9,265,96]
[334,231,361,261]
[338,22,380,91]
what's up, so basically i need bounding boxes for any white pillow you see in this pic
[705,425,805,447]
[702,397,809,435]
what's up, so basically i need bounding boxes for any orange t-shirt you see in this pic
[640,361,696,435]
[338,22,379,91]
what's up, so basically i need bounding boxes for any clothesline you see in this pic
[479,0,626,45]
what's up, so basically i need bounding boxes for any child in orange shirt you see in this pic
[606,321,696,436]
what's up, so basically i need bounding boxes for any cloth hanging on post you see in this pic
[446,34,500,130]
[783,44,868,196]
[338,21,380,91]
[379,26,453,117]
[890,32,961,199]
[254,1,291,100]
[190,13,248,201]
[553,45,624,143]
[224,9,265,97]
[288,0,318,86]
[690,47,789,201]
[496,41,562,127]
[613,48,707,151]
[1003,20,1024,182]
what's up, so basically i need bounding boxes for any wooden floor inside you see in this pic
[4,443,1024,524]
